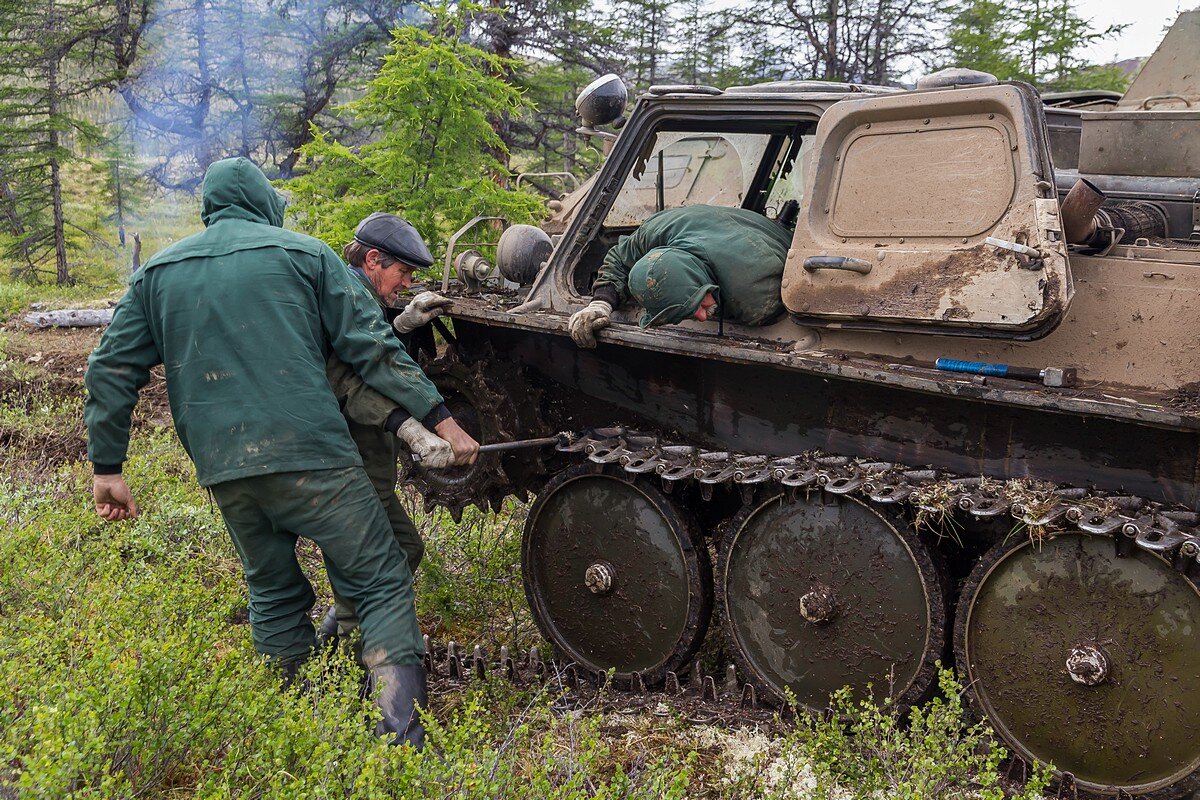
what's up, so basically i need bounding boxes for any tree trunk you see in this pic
[232,0,254,158]
[47,0,70,286]
[26,308,115,328]
[0,168,33,273]
[825,0,839,81]
[193,0,214,169]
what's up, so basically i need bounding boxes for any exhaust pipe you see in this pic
[1060,178,1170,248]
[1060,178,1106,246]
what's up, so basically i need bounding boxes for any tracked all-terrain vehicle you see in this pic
[403,13,1200,798]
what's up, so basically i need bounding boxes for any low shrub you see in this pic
[780,667,1053,800]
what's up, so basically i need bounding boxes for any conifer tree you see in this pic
[284,2,544,259]
[942,0,1128,91]
[614,0,671,88]
[944,0,1022,79]
[472,0,618,180]
[0,0,112,283]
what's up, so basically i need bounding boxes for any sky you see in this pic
[1073,0,1196,62]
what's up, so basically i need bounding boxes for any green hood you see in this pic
[200,157,286,228]
[629,247,718,327]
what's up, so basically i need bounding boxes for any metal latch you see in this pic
[984,236,1044,270]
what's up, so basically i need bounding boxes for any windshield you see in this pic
[604,132,774,227]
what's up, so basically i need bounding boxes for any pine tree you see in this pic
[0,0,112,283]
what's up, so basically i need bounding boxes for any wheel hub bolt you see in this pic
[584,561,615,595]
[1065,644,1110,686]
[799,586,838,624]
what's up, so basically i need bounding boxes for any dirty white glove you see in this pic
[394,292,453,334]
[568,300,612,348]
[396,417,455,469]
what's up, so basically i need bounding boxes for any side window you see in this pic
[603,132,772,228]
[565,119,814,297]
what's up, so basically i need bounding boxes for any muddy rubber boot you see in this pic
[317,606,340,649]
[369,663,427,750]
[275,654,311,693]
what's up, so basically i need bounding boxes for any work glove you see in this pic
[394,292,453,334]
[568,299,612,348]
[396,417,455,469]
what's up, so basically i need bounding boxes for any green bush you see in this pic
[413,497,534,648]
[779,667,1053,800]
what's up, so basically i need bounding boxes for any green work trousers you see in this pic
[330,418,424,635]
[210,466,423,668]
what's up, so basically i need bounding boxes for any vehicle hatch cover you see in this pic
[782,82,1071,338]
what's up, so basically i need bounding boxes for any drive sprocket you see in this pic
[403,352,547,519]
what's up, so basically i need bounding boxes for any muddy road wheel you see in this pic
[955,532,1200,799]
[720,492,945,711]
[521,464,712,684]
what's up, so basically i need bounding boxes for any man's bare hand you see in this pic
[93,474,139,521]
[434,416,480,466]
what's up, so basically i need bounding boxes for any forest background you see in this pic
[0,0,1133,291]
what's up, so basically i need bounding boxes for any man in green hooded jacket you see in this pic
[84,157,473,749]
[568,205,792,347]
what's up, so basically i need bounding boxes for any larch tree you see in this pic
[471,0,619,181]
[942,0,1128,91]
[614,0,672,88]
[110,0,417,186]
[284,2,544,260]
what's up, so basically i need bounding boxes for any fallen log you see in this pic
[25,308,114,328]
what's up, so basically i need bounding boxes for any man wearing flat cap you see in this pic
[319,213,472,671]
[84,160,470,751]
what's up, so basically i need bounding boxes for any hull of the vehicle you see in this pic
[458,320,1200,509]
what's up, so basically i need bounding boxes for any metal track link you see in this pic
[421,635,779,726]
[558,427,1200,574]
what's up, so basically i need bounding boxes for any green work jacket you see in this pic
[593,205,791,327]
[326,270,407,488]
[84,157,443,486]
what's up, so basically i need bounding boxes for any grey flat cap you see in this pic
[353,212,434,268]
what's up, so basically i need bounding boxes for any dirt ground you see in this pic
[0,322,170,479]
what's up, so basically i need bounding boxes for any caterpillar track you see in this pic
[475,427,1199,800]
